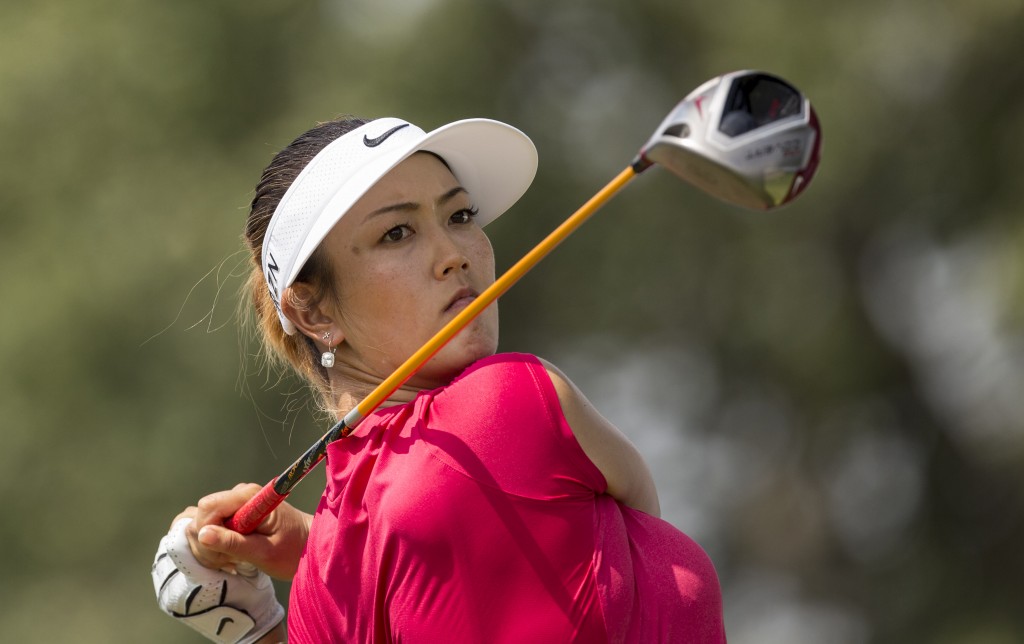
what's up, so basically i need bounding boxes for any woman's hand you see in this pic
[175,482,312,581]
[153,516,286,644]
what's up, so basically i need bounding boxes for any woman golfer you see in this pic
[152,116,726,643]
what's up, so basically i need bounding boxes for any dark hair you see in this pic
[242,116,369,401]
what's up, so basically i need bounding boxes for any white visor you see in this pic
[261,117,538,334]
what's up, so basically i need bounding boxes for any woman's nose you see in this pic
[434,233,470,279]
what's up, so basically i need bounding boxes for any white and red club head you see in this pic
[636,70,822,210]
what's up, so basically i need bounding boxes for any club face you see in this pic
[638,71,822,210]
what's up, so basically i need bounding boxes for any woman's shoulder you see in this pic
[428,352,606,496]
[462,351,543,372]
[449,352,580,411]
[446,352,547,391]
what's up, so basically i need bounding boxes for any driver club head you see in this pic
[636,70,822,210]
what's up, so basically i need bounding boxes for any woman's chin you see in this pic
[414,339,497,388]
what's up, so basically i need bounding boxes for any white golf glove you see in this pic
[152,518,284,644]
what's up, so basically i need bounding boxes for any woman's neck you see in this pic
[326,361,425,419]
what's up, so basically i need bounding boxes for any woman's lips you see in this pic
[445,288,478,313]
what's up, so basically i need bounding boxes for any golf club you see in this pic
[225,69,822,534]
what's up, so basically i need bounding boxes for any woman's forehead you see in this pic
[352,153,466,213]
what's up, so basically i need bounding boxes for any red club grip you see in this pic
[224,479,286,535]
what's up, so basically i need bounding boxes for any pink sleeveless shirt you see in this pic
[288,353,725,643]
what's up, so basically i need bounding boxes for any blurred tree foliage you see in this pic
[1,0,1022,642]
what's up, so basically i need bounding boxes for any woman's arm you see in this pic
[540,359,661,517]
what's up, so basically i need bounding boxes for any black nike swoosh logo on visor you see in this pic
[363,123,410,147]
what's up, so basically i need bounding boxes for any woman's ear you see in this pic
[280,283,344,348]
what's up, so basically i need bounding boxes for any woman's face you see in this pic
[322,152,499,388]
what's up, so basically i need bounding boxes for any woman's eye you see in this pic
[450,207,480,225]
[382,225,412,243]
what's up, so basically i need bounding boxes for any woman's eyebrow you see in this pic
[365,186,468,220]
[436,186,468,206]
[365,201,418,219]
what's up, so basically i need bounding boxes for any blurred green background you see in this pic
[2,0,1022,642]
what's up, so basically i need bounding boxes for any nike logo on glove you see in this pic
[363,123,409,147]
[217,616,235,635]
